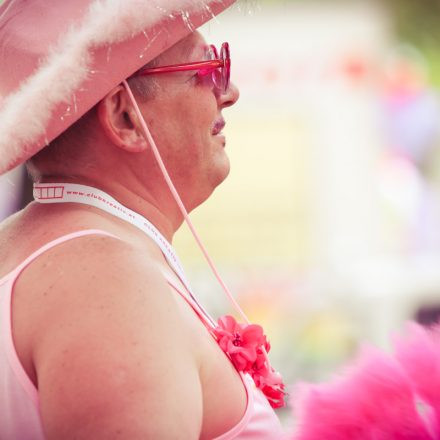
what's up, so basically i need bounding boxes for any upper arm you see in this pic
[27,236,202,439]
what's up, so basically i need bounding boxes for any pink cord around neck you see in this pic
[122,80,249,324]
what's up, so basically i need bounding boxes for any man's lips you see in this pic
[212,118,225,135]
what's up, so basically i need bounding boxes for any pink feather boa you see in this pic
[290,323,440,439]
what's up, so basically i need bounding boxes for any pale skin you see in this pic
[0,31,242,439]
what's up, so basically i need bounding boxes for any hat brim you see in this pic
[0,0,235,174]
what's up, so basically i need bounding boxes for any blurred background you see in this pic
[2,0,440,422]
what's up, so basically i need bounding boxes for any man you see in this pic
[0,1,284,439]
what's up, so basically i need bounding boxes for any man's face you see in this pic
[137,31,239,209]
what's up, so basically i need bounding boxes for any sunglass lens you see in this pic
[211,68,223,91]
[220,43,230,92]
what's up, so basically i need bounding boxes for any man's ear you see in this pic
[97,85,149,153]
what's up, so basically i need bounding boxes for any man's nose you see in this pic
[218,81,239,108]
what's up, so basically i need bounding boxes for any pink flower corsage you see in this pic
[212,315,286,408]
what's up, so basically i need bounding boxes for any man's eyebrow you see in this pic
[201,44,212,60]
[201,44,212,59]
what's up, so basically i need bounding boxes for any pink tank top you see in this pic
[0,230,284,439]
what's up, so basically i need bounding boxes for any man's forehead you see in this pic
[187,33,210,59]
[160,32,209,63]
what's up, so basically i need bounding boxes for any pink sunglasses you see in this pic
[133,42,231,93]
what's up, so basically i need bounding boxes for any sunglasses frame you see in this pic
[133,42,230,93]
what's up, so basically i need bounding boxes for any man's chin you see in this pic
[213,156,230,186]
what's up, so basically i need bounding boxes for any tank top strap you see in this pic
[0,229,118,409]
[2,229,118,282]
[162,273,259,440]
[162,273,217,333]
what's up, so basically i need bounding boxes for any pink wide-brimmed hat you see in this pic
[0,0,235,175]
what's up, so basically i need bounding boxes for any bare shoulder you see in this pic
[20,233,181,331]
[18,234,203,439]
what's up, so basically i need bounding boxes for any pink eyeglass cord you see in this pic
[122,80,250,325]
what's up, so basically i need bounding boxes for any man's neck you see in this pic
[40,175,182,242]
